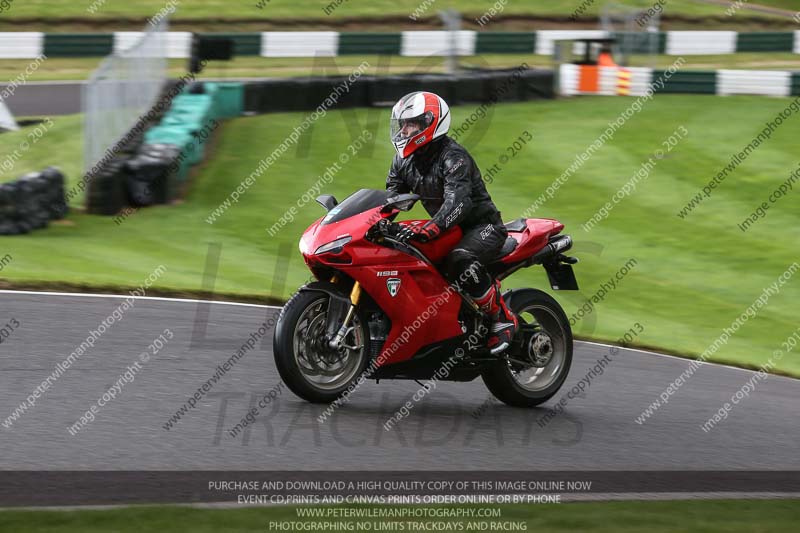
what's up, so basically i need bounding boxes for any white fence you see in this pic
[5,31,800,58]
[82,18,169,174]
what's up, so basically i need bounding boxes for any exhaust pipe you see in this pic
[532,234,572,265]
[496,234,575,281]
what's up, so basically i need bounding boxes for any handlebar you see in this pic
[368,218,401,242]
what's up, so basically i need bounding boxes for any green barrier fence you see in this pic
[204,32,262,56]
[653,70,717,94]
[735,32,795,52]
[43,34,114,57]
[338,32,403,55]
[475,32,537,54]
[792,73,800,96]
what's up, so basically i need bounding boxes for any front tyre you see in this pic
[481,289,573,407]
[274,290,369,403]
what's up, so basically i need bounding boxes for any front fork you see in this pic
[328,281,362,350]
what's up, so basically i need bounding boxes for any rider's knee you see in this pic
[446,248,490,294]
[445,248,477,277]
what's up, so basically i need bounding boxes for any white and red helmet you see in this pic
[390,91,451,158]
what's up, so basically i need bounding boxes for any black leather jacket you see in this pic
[385,136,502,230]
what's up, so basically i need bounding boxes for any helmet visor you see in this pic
[390,113,433,142]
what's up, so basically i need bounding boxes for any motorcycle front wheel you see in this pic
[481,289,573,407]
[273,290,370,404]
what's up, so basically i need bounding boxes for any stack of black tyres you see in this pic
[0,167,68,235]
[87,157,129,216]
[40,167,69,220]
[125,144,181,207]
[84,80,189,216]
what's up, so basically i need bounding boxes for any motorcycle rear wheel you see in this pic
[274,290,370,404]
[481,289,573,407]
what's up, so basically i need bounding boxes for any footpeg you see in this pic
[490,341,509,355]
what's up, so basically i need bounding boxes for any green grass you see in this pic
[5,53,800,82]
[1,0,794,33]
[1,95,800,376]
[0,115,83,194]
[0,0,792,20]
[0,500,798,532]
[743,0,797,10]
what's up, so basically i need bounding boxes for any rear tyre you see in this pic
[274,290,370,404]
[481,289,573,407]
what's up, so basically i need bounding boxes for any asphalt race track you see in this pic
[0,82,83,117]
[1,290,797,474]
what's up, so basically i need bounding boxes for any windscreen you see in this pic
[320,189,388,225]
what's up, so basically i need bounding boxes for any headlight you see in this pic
[314,236,351,255]
[299,237,311,255]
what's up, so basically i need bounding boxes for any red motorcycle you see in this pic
[273,189,579,407]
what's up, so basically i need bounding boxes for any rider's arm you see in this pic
[385,155,409,195]
[429,154,474,232]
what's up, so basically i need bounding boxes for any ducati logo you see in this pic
[386,278,401,297]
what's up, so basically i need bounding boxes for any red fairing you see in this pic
[499,218,564,264]
[299,206,563,366]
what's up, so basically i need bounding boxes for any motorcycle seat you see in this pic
[503,218,528,233]
[496,236,518,260]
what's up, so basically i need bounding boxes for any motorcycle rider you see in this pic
[385,91,518,352]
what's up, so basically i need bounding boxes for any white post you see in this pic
[440,10,461,75]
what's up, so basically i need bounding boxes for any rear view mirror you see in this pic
[316,194,338,211]
[382,193,420,212]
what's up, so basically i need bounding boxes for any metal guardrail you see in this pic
[2,30,800,59]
